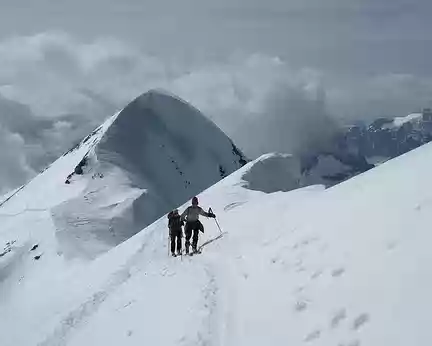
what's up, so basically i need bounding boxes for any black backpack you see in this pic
[168,212,183,229]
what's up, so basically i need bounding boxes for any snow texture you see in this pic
[3,93,432,345]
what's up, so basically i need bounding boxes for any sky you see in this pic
[0,0,432,193]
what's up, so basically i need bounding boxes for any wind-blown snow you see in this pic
[2,108,432,345]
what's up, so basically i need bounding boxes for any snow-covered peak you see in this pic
[0,90,247,260]
[382,112,423,129]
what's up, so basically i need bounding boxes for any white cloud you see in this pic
[327,73,432,120]
[0,32,431,192]
[0,126,35,194]
[168,54,335,156]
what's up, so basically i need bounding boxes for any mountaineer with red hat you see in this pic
[180,196,215,255]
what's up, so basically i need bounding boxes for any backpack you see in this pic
[168,212,183,229]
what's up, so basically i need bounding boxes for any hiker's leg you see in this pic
[185,224,192,253]
[192,227,199,251]
[176,231,182,253]
[170,234,175,254]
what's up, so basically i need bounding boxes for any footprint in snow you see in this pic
[304,330,321,342]
[295,259,303,267]
[352,313,370,331]
[224,201,245,211]
[332,268,346,278]
[296,266,307,273]
[331,309,347,328]
[386,241,398,251]
[122,300,135,309]
[294,300,308,312]
[311,270,323,280]
[301,237,319,247]
[293,286,305,294]
[320,244,329,253]
[339,339,361,346]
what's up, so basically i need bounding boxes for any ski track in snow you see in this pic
[32,191,373,346]
[37,226,160,346]
[36,226,231,346]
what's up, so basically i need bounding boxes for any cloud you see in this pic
[0,126,35,194]
[326,73,432,121]
[168,54,337,157]
[0,32,431,193]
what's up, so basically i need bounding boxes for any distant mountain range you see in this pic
[302,109,432,185]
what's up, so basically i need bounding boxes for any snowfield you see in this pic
[2,93,432,345]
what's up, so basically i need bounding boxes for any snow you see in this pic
[382,112,423,129]
[3,94,432,345]
[393,112,422,127]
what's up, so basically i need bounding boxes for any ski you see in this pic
[198,232,227,252]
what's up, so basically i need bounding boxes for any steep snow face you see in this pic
[50,90,247,259]
[95,90,246,225]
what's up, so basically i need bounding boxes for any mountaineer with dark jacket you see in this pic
[168,209,184,256]
[180,196,215,254]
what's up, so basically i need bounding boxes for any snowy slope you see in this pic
[0,89,247,345]
[3,138,432,345]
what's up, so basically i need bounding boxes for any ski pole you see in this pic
[214,218,222,235]
[209,208,223,235]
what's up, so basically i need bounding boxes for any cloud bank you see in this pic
[0,32,431,193]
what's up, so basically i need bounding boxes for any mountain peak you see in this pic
[3,91,247,260]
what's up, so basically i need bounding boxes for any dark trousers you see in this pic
[185,221,203,251]
[170,228,182,254]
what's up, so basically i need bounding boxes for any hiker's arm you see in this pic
[180,208,188,221]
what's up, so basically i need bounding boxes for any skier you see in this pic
[181,196,216,254]
[168,209,184,256]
